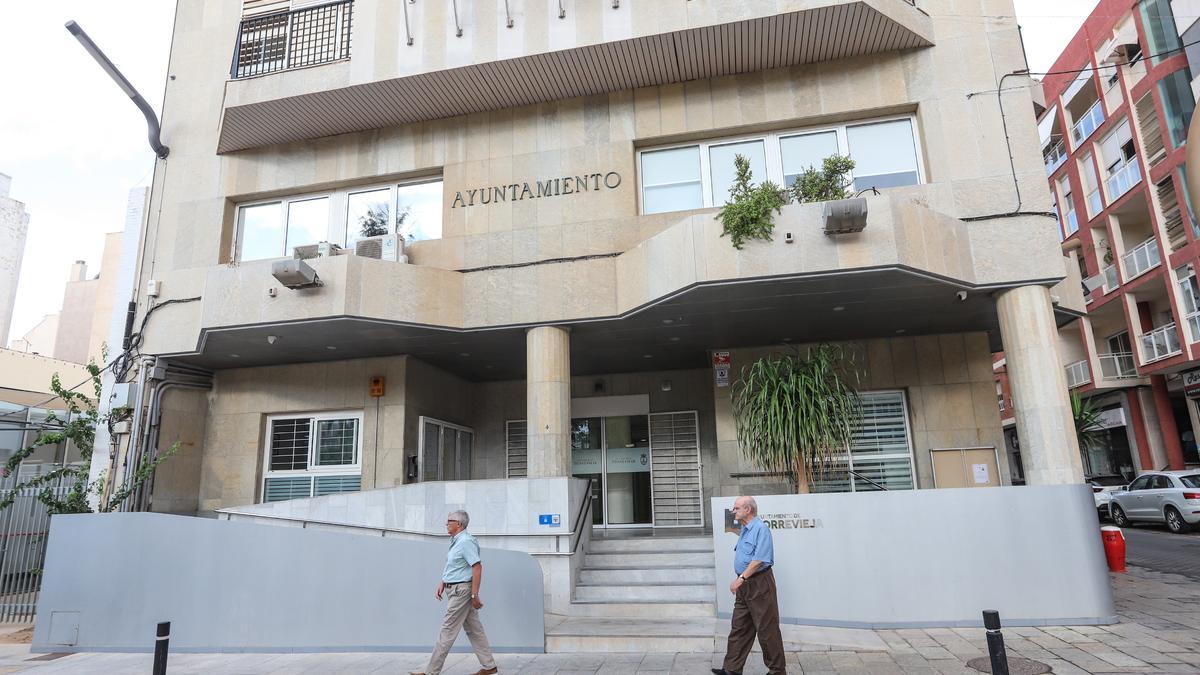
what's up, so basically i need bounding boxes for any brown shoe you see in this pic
[474,668,498,675]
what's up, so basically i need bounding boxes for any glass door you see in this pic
[571,415,653,527]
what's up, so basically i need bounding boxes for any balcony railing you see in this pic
[1139,323,1182,363]
[1072,100,1105,145]
[1187,311,1200,344]
[1065,360,1092,388]
[1098,352,1138,379]
[1086,189,1103,217]
[1063,208,1079,235]
[231,0,353,79]
[1044,140,1068,175]
[1121,237,1161,280]
[1102,264,1120,292]
[1106,161,1142,202]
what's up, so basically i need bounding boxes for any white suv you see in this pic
[1110,471,1200,534]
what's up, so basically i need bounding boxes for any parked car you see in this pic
[1109,471,1200,534]
[1088,475,1128,518]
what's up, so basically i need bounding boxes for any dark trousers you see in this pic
[722,567,786,675]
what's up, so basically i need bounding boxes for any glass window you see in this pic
[1128,475,1152,490]
[346,188,392,246]
[641,146,703,214]
[1158,68,1195,148]
[1179,474,1200,488]
[285,197,330,254]
[1140,0,1183,64]
[709,139,767,203]
[315,419,358,466]
[1150,475,1173,489]
[812,391,916,493]
[780,131,840,187]
[846,119,921,192]
[269,418,311,471]
[238,202,284,261]
[397,180,444,242]
[262,413,361,503]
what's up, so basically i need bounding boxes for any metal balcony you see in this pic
[1097,352,1137,379]
[1064,359,1092,388]
[231,0,353,79]
[1044,140,1067,175]
[1106,161,1142,202]
[1101,264,1120,293]
[1121,236,1160,281]
[1139,323,1182,364]
[1072,100,1105,146]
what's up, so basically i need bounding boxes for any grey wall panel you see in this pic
[32,513,544,653]
[711,485,1116,628]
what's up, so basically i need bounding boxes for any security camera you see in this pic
[955,291,968,302]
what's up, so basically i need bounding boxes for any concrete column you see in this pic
[526,326,571,478]
[1135,386,1171,470]
[996,285,1084,484]
[1150,376,1187,469]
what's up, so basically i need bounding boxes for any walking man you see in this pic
[713,496,786,675]
[411,510,498,675]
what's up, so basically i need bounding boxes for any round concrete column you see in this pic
[996,285,1084,485]
[526,326,571,477]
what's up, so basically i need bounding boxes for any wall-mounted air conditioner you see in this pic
[355,234,407,263]
[292,241,342,260]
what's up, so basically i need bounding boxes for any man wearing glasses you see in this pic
[411,510,498,675]
[713,495,785,675]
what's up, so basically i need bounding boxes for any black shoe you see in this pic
[712,670,741,675]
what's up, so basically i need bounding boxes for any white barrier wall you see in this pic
[33,513,545,653]
[711,485,1116,628]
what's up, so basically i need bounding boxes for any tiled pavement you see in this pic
[0,566,1197,674]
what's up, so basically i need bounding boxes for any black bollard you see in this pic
[153,621,170,675]
[982,610,1009,675]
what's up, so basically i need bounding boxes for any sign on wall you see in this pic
[450,172,622,209]
[1185,369,1200,398]
[712,351,731,388]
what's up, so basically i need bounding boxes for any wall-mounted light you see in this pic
[271,259,321,289]
[660,380,673,392]
[823,197,868,235]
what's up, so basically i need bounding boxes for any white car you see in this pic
[1089,475,1128,518]
[1110,471,1200,534]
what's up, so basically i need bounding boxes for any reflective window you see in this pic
[237,202,284,261]
[641,146,703,214]
[846,119,921,192]
[1158,68,1195,148]
[397,180,444,242]
[1140,0,1183,64]
[285,197,330,254]
[345,188,392,247]
[710,140,767,203]
[780,131,839,188]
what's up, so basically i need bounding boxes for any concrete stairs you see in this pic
[547,534,720,652]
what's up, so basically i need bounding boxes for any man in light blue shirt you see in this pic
[411,510,498,675]
[714,496,785,675]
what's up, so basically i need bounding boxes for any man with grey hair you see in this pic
[410,510,498,675]
[713,495,785,675]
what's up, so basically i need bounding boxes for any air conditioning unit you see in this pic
[355,234,407,263]
[292,241,342,260]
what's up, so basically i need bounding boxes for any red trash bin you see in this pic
[1100,525,1126,573]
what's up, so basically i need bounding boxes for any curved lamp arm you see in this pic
[65,20,169,160]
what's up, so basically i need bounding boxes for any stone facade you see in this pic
[0,174,29,349]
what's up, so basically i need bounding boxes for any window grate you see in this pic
[506,420,528,478]
[316,419,358,466]
[269,418,310,471]
[232,0,353,79]
[649,411,703,527]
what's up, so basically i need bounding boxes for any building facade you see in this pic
[0,174,30,349]
[121,0,1085,524]
[1037,0,1200,481]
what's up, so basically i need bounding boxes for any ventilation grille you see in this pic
[506,420,528,478]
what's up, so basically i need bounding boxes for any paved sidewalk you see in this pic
[0,567,1197,674]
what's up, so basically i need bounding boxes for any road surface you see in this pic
[1119,523,1200,579]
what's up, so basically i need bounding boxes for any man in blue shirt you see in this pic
[713,496,786,675]
[411,510,498,675]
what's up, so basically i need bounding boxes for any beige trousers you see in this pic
[424,582,496,675]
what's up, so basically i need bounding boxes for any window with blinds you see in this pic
[506,420,528,478]
[813,390,916,493]
[649,411,703,526]
[262,412,362,503]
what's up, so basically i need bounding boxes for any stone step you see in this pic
[545,617,719,653]
[573,583,714,603]
[582,551,714,568]
[586,536,713,554]
[564,601,716,619]
[578,566,715,585]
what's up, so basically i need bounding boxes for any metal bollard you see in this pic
[153,621,170,675]
[983,610,1009,675]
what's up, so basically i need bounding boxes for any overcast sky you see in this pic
[0,1,1100,344]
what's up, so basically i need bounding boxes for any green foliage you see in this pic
[731,344,862,492]
[790,154,856,204]
[1072,392,1105,454]
[357,203,391,238]
[716,154,787,250]
[0,362,178,515]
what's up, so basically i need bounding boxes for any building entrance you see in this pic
[571,416,653,527]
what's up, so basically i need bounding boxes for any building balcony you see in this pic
[1072,100,1105,146]
[218,0,934,153]
[1139,323,1182,364]
[1097,352,1137,379]
[1044,140,1068,175]
[1086,189,1103,217]
[1120,236,1160,281]
[1065,359,1092,388]
[1105,162,1142,202]
[231,1,353,79]
[1101,264,1120,293]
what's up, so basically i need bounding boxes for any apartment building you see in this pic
[1038,0,1199,480]
[0,174,29,349]
[117,0,1088,530]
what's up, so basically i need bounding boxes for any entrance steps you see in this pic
[549,533,719,652]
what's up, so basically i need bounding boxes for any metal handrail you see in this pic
[230,0,353,79]
[848,469,888,490]
[1121,236,1160,280]
[402,0,414,45]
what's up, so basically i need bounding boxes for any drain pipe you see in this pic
[109,356,154,510]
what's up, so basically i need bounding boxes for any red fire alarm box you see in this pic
[369,376,385,397]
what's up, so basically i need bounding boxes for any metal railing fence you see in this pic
[231,0,353,79]
[0,468,79,623]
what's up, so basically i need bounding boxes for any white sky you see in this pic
[0,1,1101,343]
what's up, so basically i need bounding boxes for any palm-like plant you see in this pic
[731,344,862,493]
[1072,392,1105,473]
